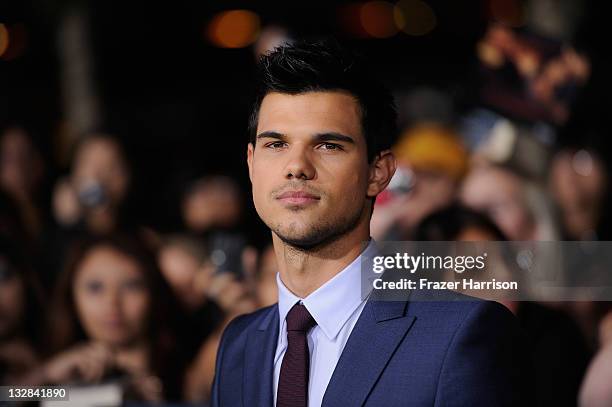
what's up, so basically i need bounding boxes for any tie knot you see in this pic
[286,303,317,332]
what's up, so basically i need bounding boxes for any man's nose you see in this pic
[284,145,315,180]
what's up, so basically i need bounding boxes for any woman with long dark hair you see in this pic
[24,233,183,401]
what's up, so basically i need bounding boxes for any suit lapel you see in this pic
[243,306,279,407]
[322,299,415,407]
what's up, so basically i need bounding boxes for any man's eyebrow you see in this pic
[255,131,355,144]
[314,132,355,144]
[256,131,285,140]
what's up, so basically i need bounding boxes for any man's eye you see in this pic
[266,141,286,149]
[318,143,342,150]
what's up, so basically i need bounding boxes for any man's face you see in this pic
[247,91,374,248]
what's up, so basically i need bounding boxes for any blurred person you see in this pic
[184,244,278,403]
[464,113,553,181]
[460,163,559,240]
[157,233,257,318]
[0,237,44,385]
[463,156,607,347]
[157,235,223,363]
[0,125,46,239]
[415,204,590,407]
[549,148,608,240]
[181,175,249,277]
[52,133,132,235]
[370,123,468,240]
[158,234,260,403]
[24,234,182,402]
[548,148,610,345]
[182,176,241,233]
[158,234,218,311]
[46,134,136,285]
[211,38,531,407]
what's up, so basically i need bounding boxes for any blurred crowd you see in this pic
[2,2,612,406]
[0,131,280,403]
[0,135,280,403]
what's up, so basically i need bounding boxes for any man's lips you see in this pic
[276,190,321,205]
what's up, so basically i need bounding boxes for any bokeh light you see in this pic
[0,23,10,57]
[393,0,437,36]
[360,1,399,38]
[207,10,260,48]
[0,23,28,60]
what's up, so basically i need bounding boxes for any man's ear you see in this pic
[367,150,396,198]
[247,142,255,183]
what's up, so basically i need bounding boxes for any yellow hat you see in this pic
[393,124,469,180]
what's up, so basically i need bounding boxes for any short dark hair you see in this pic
[248,38,397,162]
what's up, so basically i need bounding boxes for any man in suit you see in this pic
[211,39,532,407]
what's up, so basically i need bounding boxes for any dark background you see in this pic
[1,0,609,239]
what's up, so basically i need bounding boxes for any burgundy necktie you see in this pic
[277,302,317,407]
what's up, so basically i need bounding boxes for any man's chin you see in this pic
[266,205,365,250]
[270,222,329,250]
[275,232,327,250]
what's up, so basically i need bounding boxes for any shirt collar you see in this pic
[276,240,376,341]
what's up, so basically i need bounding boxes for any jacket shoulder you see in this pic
[432,297,531,406]
[220,304,278,343]
[406,288,512,321]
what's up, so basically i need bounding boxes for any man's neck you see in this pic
[273,224,370,298]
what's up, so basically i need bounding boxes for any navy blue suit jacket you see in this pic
[211,291,533,406]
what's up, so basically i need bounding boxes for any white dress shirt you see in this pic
[273,241,375,407]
